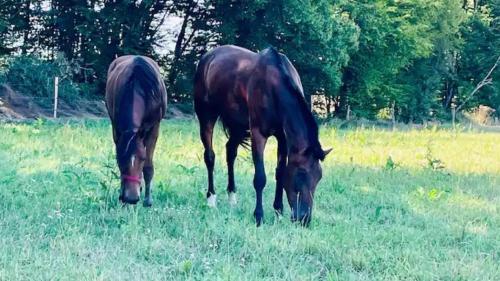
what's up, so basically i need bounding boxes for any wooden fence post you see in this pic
[53,77,59,118]
[391,101,396,130]
[451,105,456,128]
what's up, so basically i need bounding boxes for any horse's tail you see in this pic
[193,51,215,102]
[219,115,251,149]
[193,53,207,86]
[194,51,251,148]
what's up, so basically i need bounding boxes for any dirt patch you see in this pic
[0,83,193,121]
[0,84,107,120]
[164,104,192,119]
[0,84,49,119]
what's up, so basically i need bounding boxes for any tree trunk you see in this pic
[443,80,457,109]
[168,5,193,88]
[21,0,31,54]
[337,68,353,119]
[337,83,349,119]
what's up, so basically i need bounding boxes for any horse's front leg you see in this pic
[251,128,268,226]
[143,123,160,207]
[274,132,287,215]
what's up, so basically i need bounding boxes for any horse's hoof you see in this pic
[228,192,237,206]
[143,198,153,208]
[254,210,264,227]
[207,194,217,208]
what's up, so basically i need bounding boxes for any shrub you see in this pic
[0,54,82,99]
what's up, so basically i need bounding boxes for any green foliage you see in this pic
[0,0,498,120]
[395,0,466,122]
[425,146,446,170]
[214,0,359,96]
[384,155,399,171]
[1,0,177,95]
[340,0,465,121]
[458,2,500,113]
[0,55,83,98]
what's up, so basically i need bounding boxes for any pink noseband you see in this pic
[122,175,142,184]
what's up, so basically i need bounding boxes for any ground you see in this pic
[0,118,498,280]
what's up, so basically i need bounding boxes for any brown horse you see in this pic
[106,55,167,206]
[194,45,331,226]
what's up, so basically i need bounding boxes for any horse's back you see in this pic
[195,45,258,103]
[194,45,259,134]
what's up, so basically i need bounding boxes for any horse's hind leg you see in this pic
[197,111,218,207]
[226,130,246,206]
[143,123,160,207]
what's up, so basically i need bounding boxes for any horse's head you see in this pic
[285,146,332,226]
[116,131,146,204]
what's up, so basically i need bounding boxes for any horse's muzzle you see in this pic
[291,209,312,227]
[119,191,140,205]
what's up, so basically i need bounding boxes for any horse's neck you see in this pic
[278,94,310,152]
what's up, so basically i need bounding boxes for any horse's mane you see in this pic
[115,57,163,167]
[129,57,164,104]
[116,131,137,171]
[261,47,325,160]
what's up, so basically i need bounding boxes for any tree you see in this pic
[166,0,215,102]
[457,0,500,114]
[395,0,465,122]
[0,0,498,118]
[337,0,456,120]
[0,1,44,55]
[213,0,359,103]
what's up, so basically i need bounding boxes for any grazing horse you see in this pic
[194,45,331,226]
[105,55,167,206]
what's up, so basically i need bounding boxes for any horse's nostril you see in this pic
[129,198,140,204]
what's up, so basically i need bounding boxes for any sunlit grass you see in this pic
[0,118,498,280]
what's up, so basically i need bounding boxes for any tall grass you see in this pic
[0,119,498,280]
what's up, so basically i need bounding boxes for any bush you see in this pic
[0,54,82,98]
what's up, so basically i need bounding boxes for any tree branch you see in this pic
[456,55,500,112]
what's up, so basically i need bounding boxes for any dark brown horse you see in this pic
[194,45,331,226]
[106,55,167,206]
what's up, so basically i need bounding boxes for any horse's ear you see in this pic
[321,148,333,161]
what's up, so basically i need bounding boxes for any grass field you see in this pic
[0,118,498,281]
